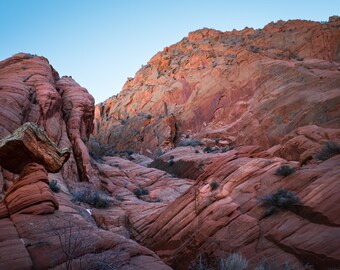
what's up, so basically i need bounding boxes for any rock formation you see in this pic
[0,55,171,269]
[94,18,340,157]
[90,17,340,269]
[0,17,340,270]
[0,123,69,218]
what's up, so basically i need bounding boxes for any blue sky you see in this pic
[0,0,339,103]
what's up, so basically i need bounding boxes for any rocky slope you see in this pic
[94,17,340,157]
[90,17,340,269]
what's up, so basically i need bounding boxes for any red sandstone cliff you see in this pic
[94,18,340,157]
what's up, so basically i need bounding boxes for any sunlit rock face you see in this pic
[94,18,340,157]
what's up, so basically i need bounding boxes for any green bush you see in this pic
[49,179,60,193]
[316,141,340,161]
[275,165,295,177]
[71,186,111,208]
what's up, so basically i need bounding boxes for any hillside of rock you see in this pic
[89,16,340,269]
[93,17,340,157]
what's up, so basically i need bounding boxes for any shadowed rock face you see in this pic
[94,18,340,157]
[0,122,70,174]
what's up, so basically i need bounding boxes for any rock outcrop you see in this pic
[0,53,94,185]
[94,18,340,157]
[0,55,171,269]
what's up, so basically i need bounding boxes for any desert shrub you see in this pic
[316,141,340,161]
[218,253,248,270]
[189,254,211,270]
[71,186,111,208]
[88,138,108,161]
[255,260,277,270]
[122,149,134,155]
[210,147,221,153]
[249,45,260,53]
[168,159,175,166]
[145,197,161,203]
[255,260,294,270]
[275,165,295,177]
[133,187,149,198]
[204,146,212,153]
[23,53,35,59]
[210,181,219,191]
[195,149,200,153]
[155,148,164,157]
[260,189,301,217]
[138,112,152,119]
[178,139,203,147]
[49,179,60,193]
[114,195,124,202]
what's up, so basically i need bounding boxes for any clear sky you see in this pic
[0,0,339,103]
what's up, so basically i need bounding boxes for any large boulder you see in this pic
[0,122,69,174]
